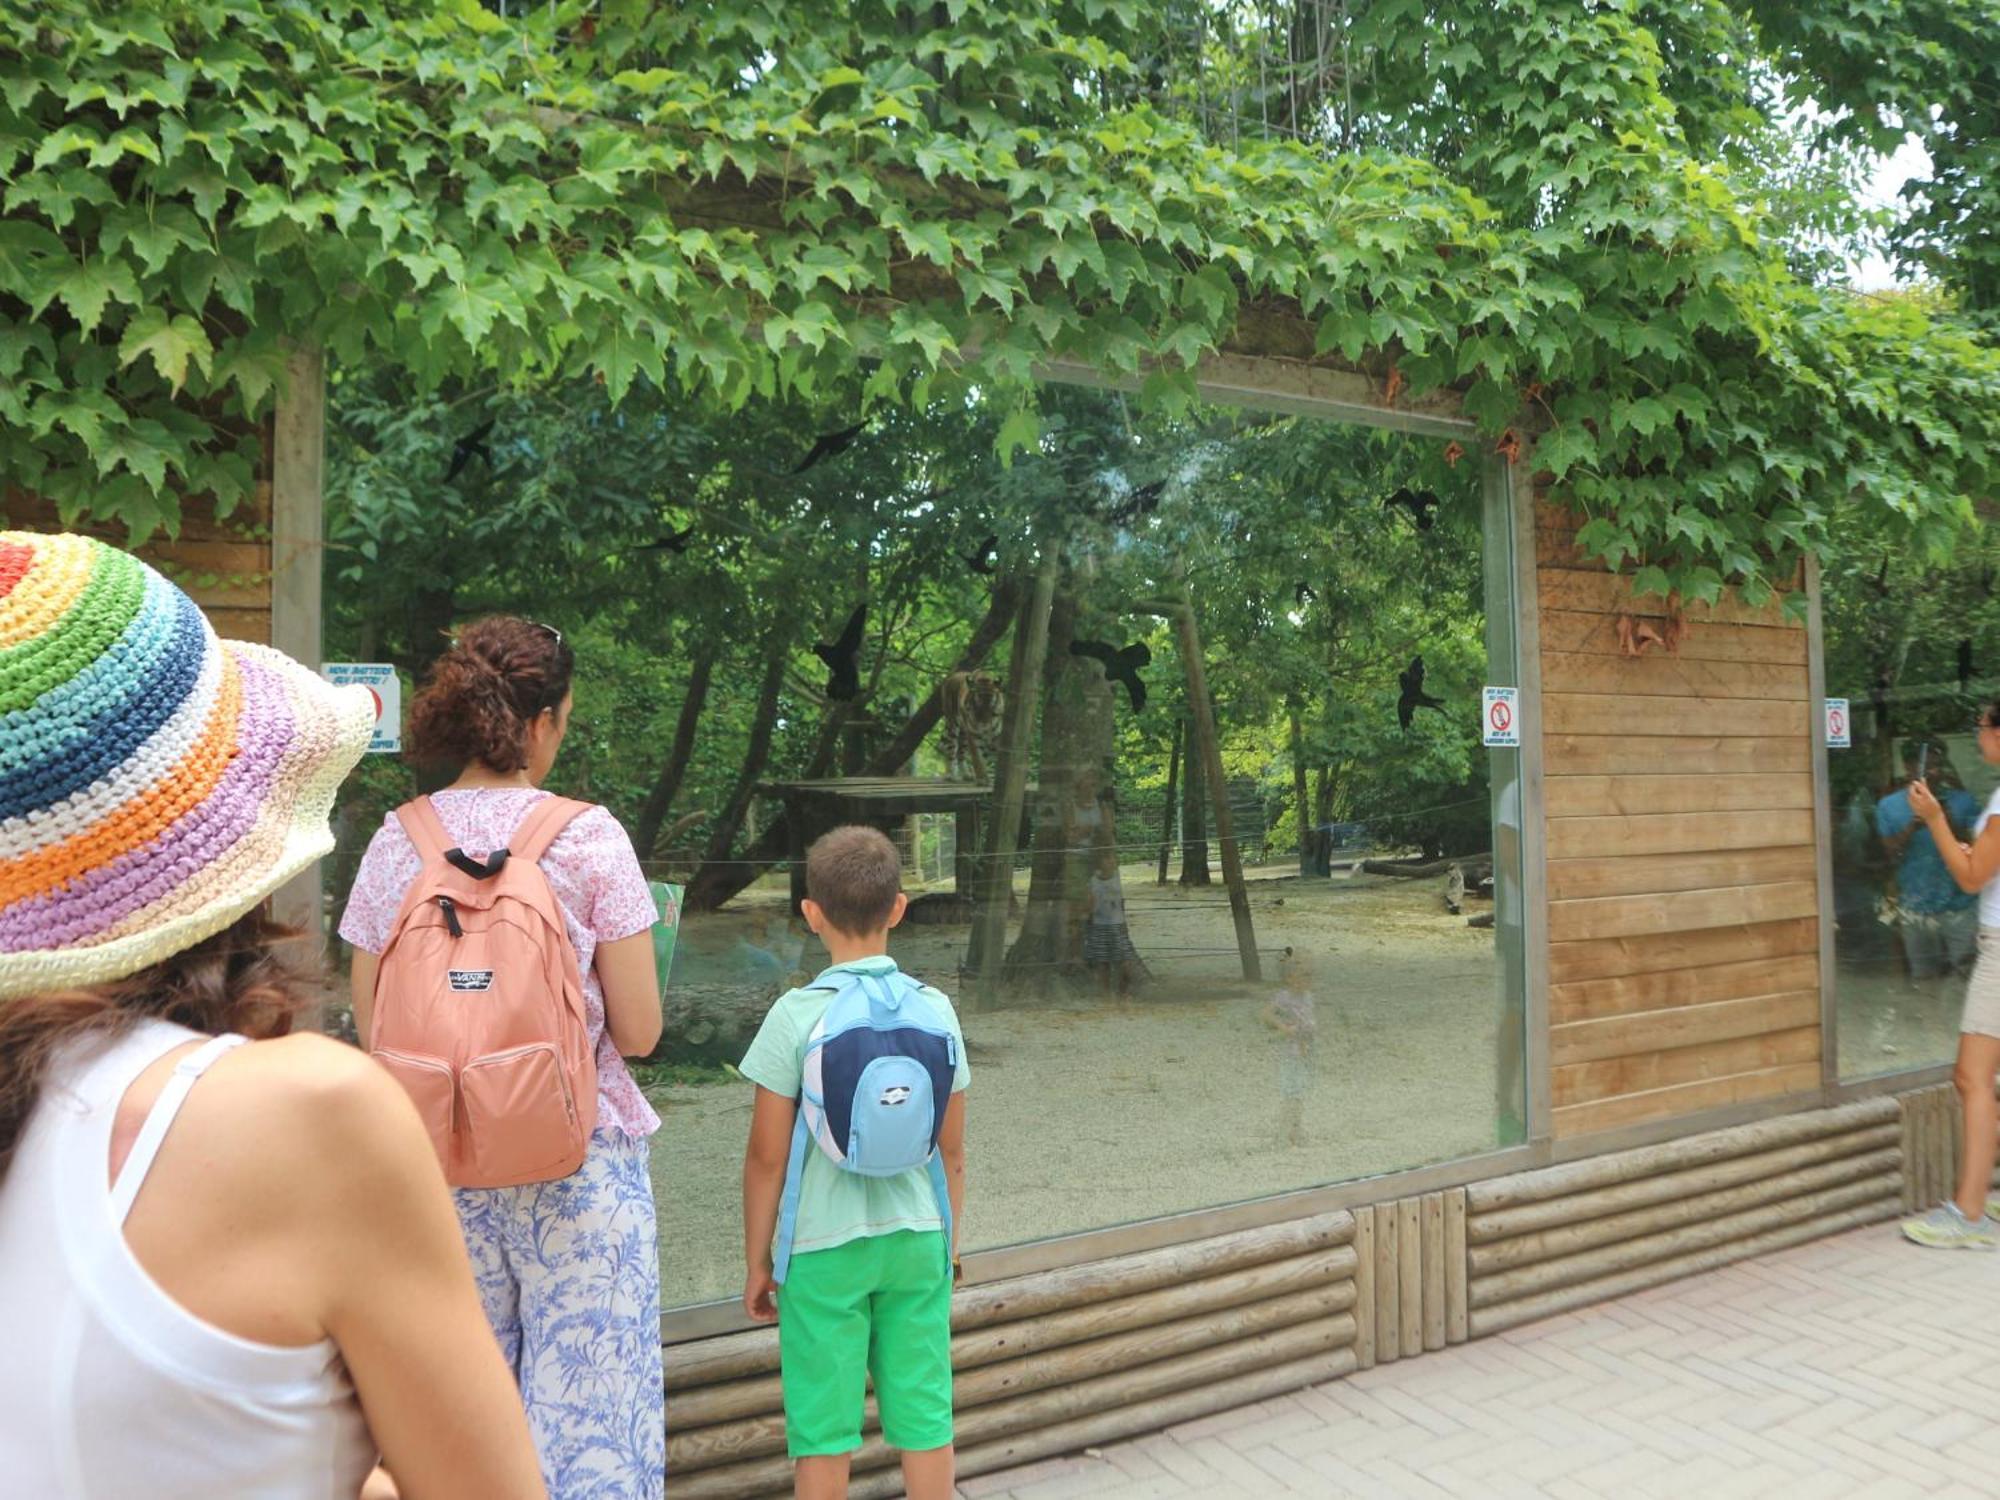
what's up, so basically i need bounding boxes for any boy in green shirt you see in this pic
[739,826,969,1500]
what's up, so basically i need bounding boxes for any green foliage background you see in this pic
[2,0,1995,607]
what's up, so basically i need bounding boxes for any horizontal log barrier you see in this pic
[1469,1195,1898,1339]
[666,1242,1357,1432]
[667,1282,1357,1472]
[1469,1147,1901,1276]
[664,1209,1354,1391]
[1469,1172,1899,1312]
[1467,1123,1901,1245]
[672,1317,1356,1499]
[1466,1096,1899,1212]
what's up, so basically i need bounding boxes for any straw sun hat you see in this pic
[0,531,374,1001]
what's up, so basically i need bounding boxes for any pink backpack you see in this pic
[369,795,599,1188]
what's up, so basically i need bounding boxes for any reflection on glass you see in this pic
[322,380,1526,1309]
[1827,544,2000,1076]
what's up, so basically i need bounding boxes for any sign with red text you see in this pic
[1482,686,1520,748]
[323,663,402,754]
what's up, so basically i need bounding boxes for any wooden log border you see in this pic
[660,1087,1991,1497]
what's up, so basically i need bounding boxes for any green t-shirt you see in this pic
[739,955,970,1259]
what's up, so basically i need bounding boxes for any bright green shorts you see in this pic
[777,1229,954,1458]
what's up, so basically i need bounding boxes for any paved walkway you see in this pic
[960,1225,2000,1499]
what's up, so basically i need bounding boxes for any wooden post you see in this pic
[1397,1196,1422,1355]
[1444,1187,1469,1345]
[1421,1192,1447,1352]
[269,347,327,1005]
[1156,717,1181,885]
[1169,593,1261,981]
[1352,1205,1376,1370]
[1374,1201,1400,1363]
[969,546,1060,995]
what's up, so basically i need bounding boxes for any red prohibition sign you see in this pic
[1489,698,1513,734]
[1827,707,1846,737]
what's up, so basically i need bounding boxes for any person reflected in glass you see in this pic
[1876,739,1980,991]
[1260,946,1318,1148]
[1084,847,1143,1003]
[1900,704,2000,1249]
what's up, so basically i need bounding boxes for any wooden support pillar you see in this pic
[1168,593,1261,982]
[269,347,328,1002]
[968,546,1060,997]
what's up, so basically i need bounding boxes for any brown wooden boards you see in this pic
[1536,510,1821,1140]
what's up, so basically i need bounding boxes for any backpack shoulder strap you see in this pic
[394,796,453,864]
[511,796,595,863]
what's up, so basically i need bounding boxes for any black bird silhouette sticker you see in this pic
[1397,655,1447,730]
[1383,487,1440,531]
[962,535,998,575]
[637,524,697,554]
[444,419,496,482]
[1107,480,1165,526]
[1960,639,1975,693]
[1870,670,1893,734]
[1870,557,1890,596]
[1070,639,1151,713]
[792,423,867,474]
[814,603,866,701]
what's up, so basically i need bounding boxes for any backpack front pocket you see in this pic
[847,1056,936,1175]
[459,1041,583,1184]
[372,1048,456,1168]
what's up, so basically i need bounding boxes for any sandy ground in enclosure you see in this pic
[646,863,1518,1309]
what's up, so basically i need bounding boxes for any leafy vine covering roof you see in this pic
[1,0,1994,606]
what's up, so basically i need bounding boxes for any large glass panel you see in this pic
[1827,547,2000,1077]
[322,376,1526,1309]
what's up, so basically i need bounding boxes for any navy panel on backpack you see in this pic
[772,967,958,1283]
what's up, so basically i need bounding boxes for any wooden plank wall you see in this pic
[1538,500,1821,1138]
[4,480,275,644]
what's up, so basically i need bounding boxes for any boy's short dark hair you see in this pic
[805,825,903,935]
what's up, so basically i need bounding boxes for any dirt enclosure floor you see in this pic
[647,861,1518,1310]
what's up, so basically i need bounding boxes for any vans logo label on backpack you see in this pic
[448,969,496,992]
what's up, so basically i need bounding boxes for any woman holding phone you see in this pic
[1901,701,2000,1248]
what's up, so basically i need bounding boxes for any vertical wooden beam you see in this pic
[1421,1191,1447,1353]
[1374,1201,1400,1363]
[1397,1197,1422,1356]
[1171,594,1261,981]
[1444,1187,1469,1345]
[1501,456,1549,1156]
[969,545,1059,996]
[1352,1206,1376,1371]
[269,347,327,992]
[1805,554,1837,1093]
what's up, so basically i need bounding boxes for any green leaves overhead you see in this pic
[0,0,1994,604]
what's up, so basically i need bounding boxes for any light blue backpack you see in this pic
[772,966,959,1284]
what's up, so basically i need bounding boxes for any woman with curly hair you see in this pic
[341,616,664,1499]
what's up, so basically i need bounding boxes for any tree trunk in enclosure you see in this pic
[696,622,792,874]
[1171,596,1260,981]
[1002,592,1119,996]
[969,554,1060,988]
[1312,767,1334,877]
[634,649,715,859]
[683,578,1022,911]
[1179,726,1211,886]
[1289,701,1311,877]
[1157,717,1181,885]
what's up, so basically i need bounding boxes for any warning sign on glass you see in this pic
[1825,697,1850,749]
[1482,686,1520,748]
[323,663,402,754]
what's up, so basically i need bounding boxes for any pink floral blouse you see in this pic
[338,788,662,1139]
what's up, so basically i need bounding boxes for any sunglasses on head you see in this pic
[529,620,564,649]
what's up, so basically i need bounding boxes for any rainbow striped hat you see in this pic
[0,532,373,1000]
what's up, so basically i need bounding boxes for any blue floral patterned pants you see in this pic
[455,1130,665,1500]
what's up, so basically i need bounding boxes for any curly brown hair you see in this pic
[0,911,311,1187]
[407,616,575,772]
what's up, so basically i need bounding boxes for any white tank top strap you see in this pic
[108,1033,246,1222]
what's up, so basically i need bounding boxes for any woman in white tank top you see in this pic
[1901,700,2000,1250]
[0,532,546,1499]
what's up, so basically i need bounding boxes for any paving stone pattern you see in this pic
[957,1225,2000,1499]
